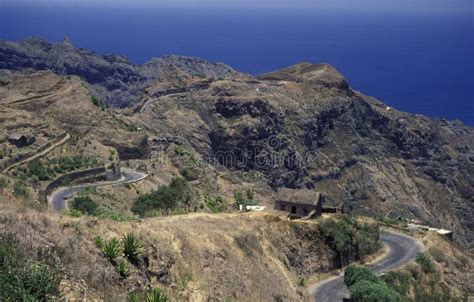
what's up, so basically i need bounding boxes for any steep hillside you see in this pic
[0,38,244,107]
[0,202,381,301]
[0,38,473,251]
[128,62,474,248]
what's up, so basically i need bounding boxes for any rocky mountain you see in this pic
[0,37,242,107]
[129,61,474,248]
[0,38,473,249]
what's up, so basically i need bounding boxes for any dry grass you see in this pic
[0,203,342,301]
[422,233,474,298]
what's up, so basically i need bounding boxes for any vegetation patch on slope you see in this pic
[0,234,62,301]
[344,242,471,302]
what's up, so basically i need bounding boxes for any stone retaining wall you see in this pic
[41,162,122,203]
[1,132,69,170]
[44,167,106,195]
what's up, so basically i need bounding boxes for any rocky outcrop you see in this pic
[0,37,241,107]
[259,62,353,94]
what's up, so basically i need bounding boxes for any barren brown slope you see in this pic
[0,201,377,301]
[0,70,149,208]
[0,70,148,158]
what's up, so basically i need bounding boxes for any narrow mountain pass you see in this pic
[309,230,424,302]
[48,169,147,211]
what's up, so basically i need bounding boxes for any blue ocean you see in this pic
[0,3,473,125]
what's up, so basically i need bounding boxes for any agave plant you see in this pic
[101,238,120,263]
[94,235,103,248]
[115,260,129,278]
[127,291,138,302]
[122,233,142,260]
[298,276,306,286]
[144,288,169,302]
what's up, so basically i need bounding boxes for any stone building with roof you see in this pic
[8,132,35,148]
[274,188,325,217]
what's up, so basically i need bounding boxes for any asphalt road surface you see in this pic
[309,230,424,302]
[48,170,147,211]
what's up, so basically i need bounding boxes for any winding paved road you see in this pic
[309,230,424,302]
[48,170,147,211]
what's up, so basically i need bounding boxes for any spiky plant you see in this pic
[127,291,138,302]
[101,238,120,263]
[144,288,169,302]
[94,235,103,248]
[115,260,129,278]
[298,276,306,286]
[122,233,142,260]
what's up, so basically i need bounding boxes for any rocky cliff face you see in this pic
[0,38,241,107]
[130,62,474,248]
[1,39,472,248]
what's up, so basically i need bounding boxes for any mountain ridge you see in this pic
[0,37,473,249]
[0,37,243,107]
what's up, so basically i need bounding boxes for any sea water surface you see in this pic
[0,3,473,125]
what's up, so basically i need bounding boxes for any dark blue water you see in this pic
[0,4,473,125]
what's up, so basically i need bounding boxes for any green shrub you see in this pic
[298,276,306,286]
[122,233,142,260]
[415,252,433,273]
[245,188,254,200]
[132,177,192,216]
[344,265,379,287]
[379,216,403,226]
[115,260,129,278]
[51,155,98,173]
[349,279,399,302]
[354,223,380,259]
[90,95,104,110]
[71,196,98,215]
[320,217,353,265]
[233,190,257,207]
[81,186,97,195]
[27,160,51,181]
[91,95,99,106]
[144,288,169,302]
[13,181,28,197]
[174,146,188,156]
[0,234,61,301]
[94,235,103,248]
[111,115,139,132]
[61,208,83,217]
[381,271,411,296]
[320,216,380,266]
[234,191,245,205]
[101,238,120,263]
[128,291,139,302]
[180,167,199,181]
[206,195,226,213]
[92,207,134,221]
